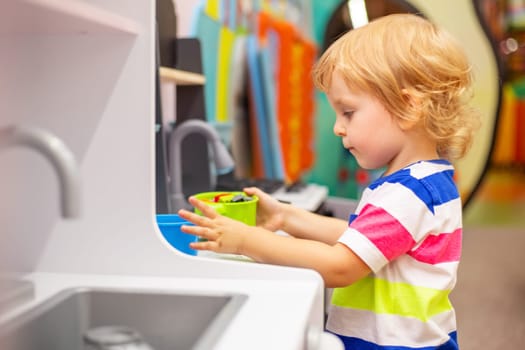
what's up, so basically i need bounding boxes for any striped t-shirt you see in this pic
[326,160,462,350]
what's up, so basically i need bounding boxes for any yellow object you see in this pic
[193,191,259,226]
[216,26,236,122]
[492,84,517,164]
[204,0,220,20]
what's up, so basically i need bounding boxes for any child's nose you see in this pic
[333,122,345,137]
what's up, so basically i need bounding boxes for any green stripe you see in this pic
[331,276,452,322]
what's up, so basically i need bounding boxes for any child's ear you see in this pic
[398,88,422,130]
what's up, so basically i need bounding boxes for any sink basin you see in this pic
[0,287,247,350]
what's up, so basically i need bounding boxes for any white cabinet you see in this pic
[0,0,151,273]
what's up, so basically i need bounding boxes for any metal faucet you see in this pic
[0,124,81,218]
[168,119,234,212]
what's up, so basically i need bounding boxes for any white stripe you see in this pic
[367,182,434,241]
[354,186,373,213]
[326,305,457,347]
[338,227,388,272]
[408,161,454,179]
[375,256,459,290]
[364,182,462,241]
[434,198,463,231]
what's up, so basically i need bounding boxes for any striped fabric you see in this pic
[326,160,462,350]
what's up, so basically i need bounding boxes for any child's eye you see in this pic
[343,110,354,118]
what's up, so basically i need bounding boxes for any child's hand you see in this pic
[243,187,285,232]
[178,196,250,254]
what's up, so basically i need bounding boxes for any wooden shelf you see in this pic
[1,0,140,34]
[159,67,206,86]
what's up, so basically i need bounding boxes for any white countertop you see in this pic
[1,272,326,350]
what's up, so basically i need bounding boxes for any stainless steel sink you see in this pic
[0,287,247,350]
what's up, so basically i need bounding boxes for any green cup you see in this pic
[193,191,258,226]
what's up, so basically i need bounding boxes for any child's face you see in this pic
[326,71,409,173]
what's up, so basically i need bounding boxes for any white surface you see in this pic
[272,183,329,212]
[1,0,151,274]
[173,0,199,38]
[0,0,140,34]
[0,272,325,350]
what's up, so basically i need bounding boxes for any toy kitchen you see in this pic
[1,0,500,348]
[0,1,347,349]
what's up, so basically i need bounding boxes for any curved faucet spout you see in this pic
[168,119,235,212]
[0,125,81,218]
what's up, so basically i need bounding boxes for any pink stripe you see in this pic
[408,228,462,264]
[350,204,416,261]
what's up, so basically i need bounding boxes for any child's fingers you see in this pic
[181,224,219,241]
[244,187,275,204]
[243,187,263,197]
[190,240,219,252]
[187,196,218,218]
[179,223,201,236]
[177,208,209,225]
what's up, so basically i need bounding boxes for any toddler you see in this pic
[179,13,480,350]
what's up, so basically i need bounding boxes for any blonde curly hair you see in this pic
[312,13,480,161]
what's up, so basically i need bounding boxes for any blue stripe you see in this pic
[331,331,458,350]
[420,170,458,204]
[367,161,458,213]
[246,35,274,177]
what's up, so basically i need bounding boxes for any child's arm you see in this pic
[178,196,370,288]
[243,187,349,245]
[279,203,350,244]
